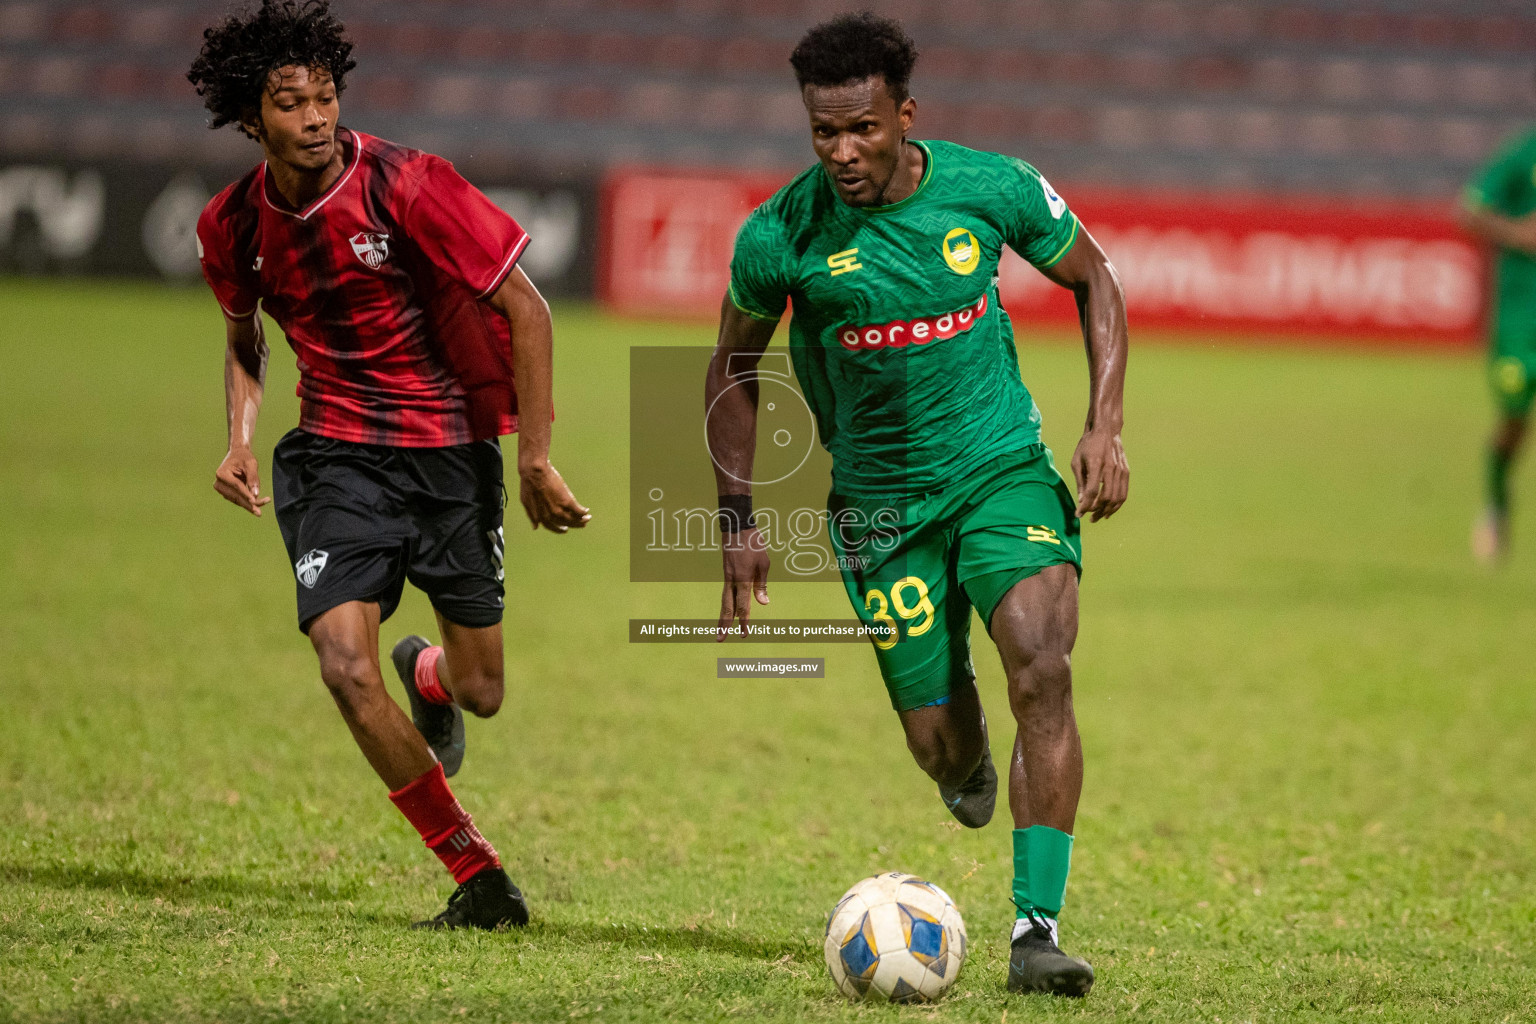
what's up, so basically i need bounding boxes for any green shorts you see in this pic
[1490,309,1536,417]
[829,444,1082,712]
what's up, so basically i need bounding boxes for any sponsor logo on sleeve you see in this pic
[349,231,390,269]
[941,228,981,275]
[1040,176,1067,220]
[835,292,989,351]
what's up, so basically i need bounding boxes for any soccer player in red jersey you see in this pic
[187,0,590,930]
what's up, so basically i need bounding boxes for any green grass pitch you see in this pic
[2,278,1533,1022]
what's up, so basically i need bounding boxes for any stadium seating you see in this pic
[1,0,1531,196]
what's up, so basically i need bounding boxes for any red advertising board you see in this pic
[600,169,786,318]
[601,169,1485,346]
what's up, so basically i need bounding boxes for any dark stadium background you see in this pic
[2,0,1529,336]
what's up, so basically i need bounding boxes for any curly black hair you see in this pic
[789,12,919,103]
[187,0,356,135]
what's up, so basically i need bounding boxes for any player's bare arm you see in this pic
[1458,200,1536,257]
[705,298,778,638]
[1040,233,1130,523]
[486,266,590,534]
[215,312,271,516]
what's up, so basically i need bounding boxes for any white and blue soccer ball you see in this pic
[823,872,967,1003]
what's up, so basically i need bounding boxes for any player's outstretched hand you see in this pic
[718,526,770,641]
[215,446,272,516]
[518,458,591,533]
[1507,211,1536,256]
[1072,427,1129,522]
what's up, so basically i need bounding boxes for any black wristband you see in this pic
[718,494,755,534]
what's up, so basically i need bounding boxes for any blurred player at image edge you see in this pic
[1462,89,1536,563]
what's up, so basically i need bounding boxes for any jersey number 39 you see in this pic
[864,576,936,650]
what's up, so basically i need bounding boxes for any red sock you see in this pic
[389,764,501,883]
[415,646,452,705]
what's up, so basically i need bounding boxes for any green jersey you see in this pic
[1465,127,1536,324]
[729,139,1079,496]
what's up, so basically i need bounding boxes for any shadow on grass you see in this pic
[3,860,816,965]
[530,918,815,964]
[0,860,387,915]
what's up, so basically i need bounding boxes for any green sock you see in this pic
[1486,446,1512,516]
[1012,825,1073,919]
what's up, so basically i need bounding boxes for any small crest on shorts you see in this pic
[296,549,329,589]
[349,231,389,269]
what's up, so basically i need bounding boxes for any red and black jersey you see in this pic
[196,128,530,447]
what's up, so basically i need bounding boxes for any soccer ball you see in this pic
[823,872,967,1003]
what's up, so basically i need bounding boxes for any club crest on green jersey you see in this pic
[941,228,981,275]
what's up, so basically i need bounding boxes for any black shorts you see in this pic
[271,428,506,633]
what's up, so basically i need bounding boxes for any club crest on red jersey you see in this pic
[349,231,390,269]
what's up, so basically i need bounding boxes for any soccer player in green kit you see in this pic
[705,14,1128,997]
[1463,108,1536,562]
